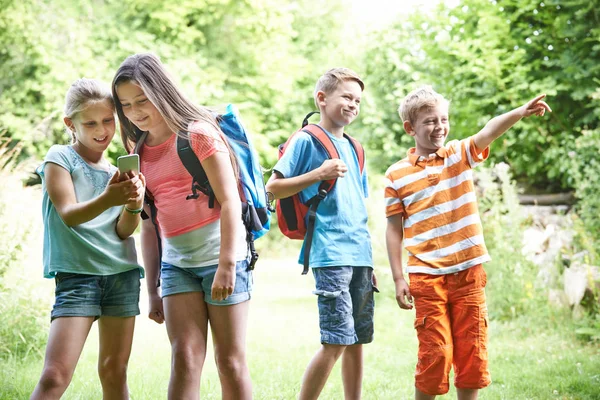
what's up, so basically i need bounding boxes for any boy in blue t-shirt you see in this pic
[266,68,375,400]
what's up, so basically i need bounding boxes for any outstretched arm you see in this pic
[45,164,140,227]
[266,159,348,200]
[386,214,413,310]
[473,94,552,151]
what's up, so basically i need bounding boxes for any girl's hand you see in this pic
[211,263,236,301]
[126,172,146,210]
[148,292,164,324]
[103,171,140,207]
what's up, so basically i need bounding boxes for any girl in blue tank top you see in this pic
[31,78,145,400]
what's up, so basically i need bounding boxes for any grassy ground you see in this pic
[1,256,599,400]
[1,171,599,399]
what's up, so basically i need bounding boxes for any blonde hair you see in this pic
[64,78,114,143]
[398,86,449,124]
[111,53,238,177]
[313,68,364,108]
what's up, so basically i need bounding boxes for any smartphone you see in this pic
[117,154,139,175]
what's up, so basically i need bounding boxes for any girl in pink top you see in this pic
[112,53,252,400]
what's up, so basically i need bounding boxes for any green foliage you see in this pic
[359,0,600,192]
[569,128,600,255]
[0,0,354,171]
[0,166,47,359]
[476,164,542,320]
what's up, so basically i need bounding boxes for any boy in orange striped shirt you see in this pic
[384,86,550,399]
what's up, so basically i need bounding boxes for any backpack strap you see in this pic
[133,131,163,288]
[297,123,340,274]
[176,132,216,208]
[297,122,366,275]
[177,129,260,270]
[301,124,339,193]
[344,134,365,174]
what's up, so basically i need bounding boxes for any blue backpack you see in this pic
[135,104,271,270]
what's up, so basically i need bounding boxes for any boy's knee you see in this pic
[39,364,73,391]
[415,344,453,395]
[321,343,347,359]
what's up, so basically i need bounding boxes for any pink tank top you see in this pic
[141,121,229,238]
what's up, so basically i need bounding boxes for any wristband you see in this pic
[125,206,143,214]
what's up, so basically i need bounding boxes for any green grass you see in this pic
[1,258,599,399]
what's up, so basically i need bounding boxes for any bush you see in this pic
[476,163,543,321]
[569,128,600,256]
[0,133,48,359]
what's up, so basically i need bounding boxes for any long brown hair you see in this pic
[111,53,238,176]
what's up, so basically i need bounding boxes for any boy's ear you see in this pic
[403,120,415,136]
[63,117,76,132]
[316,90,327,108]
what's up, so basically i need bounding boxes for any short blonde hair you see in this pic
[398,86,449,124]
[313,68,364,108]
[64,78,114,143]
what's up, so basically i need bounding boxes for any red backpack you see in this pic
[276,112,365,274]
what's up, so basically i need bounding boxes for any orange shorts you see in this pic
[409,264,491,395]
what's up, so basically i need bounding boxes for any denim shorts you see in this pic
[51,268,140,321]
[312,266,375,345]
[160,259,252,306]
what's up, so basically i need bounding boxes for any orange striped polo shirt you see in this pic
[384,137,491,275]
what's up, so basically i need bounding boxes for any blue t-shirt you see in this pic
[274,127,373,268]
[36,145,143,278]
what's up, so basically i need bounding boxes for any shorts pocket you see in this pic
[478,306,489,359]
[55,272,80,285]
[414,316,427,330]
[312,289,342,298]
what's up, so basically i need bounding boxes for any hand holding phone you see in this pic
[117,154,140,177]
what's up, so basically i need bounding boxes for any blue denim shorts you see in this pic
[160,259,252,306]
[52,268,140,321]
[312,266,375,345]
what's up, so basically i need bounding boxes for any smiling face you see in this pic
[65,100,115,154]
[404,102,450,156]
[115,81,169,135]
[317,80,362,131]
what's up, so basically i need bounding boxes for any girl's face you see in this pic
[116,81,168,134]
[65,100,115,154]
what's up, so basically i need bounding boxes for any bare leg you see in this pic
[207,301,252,400]
[30,317,94,400]
[341,343,363,400]
[415,387,436,400]
[299,344,346,400]
[457,388,478,400]
[97,316,135,400]
[163,292,209,400]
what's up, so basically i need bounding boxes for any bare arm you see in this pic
[473,94,552,151]
[265,159,348,200]
[201,151,243,302]
[386,214,413,310]
[116,173,146,239]
[141,215,164,324]
[45,163,140,227]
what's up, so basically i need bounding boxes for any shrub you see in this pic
[0,132,48,359]
[569,128,600,256]
[476,163,543,320]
